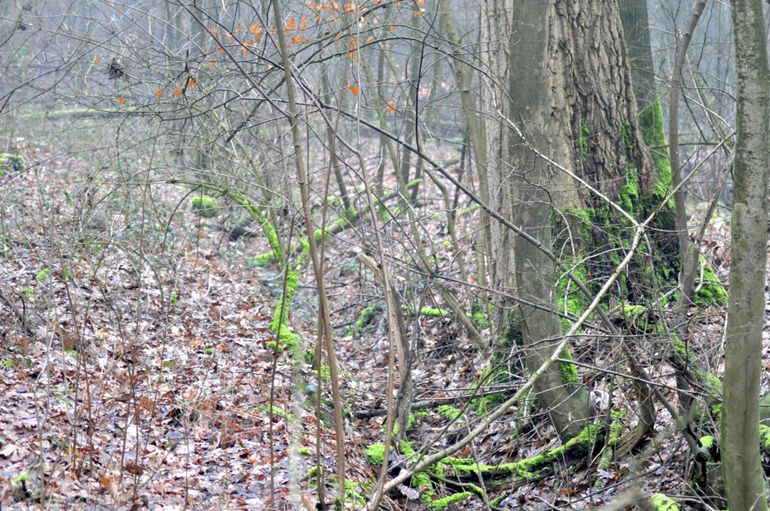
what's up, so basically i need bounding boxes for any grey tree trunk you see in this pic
[618,0,657,112]
[721,0,770,508]
[510,0,663,440]
[510,0,588,441]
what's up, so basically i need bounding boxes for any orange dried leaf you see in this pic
[209,58,217,66]
[186,78,197,88]
[286,18,296,31]
[299,16,310,30]
[116,97,125,105]
[386,99,396,113]
[347,49,358,60]
[250,24,262,36]
[173,86,181,97]
[388,24,397,31]
[93,55,103,65]
[217,46,225,53]
[367,35,375,43]
[347,84,360,96]
[344,2,356,13]
[416,0,424,5]
[155,89,163,98]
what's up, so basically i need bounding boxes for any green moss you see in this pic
[252,251,278,266]
[365,444,385,465]
[0,153,25,175]
[190,195,219,218]
[760,425,770,452]
[441,425,601,479]
[342,479,366,506]
[421,306,450,317]
[671,337,722,396]
[621,123,634,154]
[260,404,294,422]
[11,472,29,485]
[650,493,679,511]
[597,409,625,471]
[699,435,715,450]
[640,103,672,193]
[298,446,313,456]
[428,492,471,510]
[355,303,382,332]
[692,256,728,306]
[471,302,492,329]
[390,414,418,436]
[267,229,310,355]
[618,162,640,214]
[466,484,484,497]
[437,405,463,421]
[35,268,50,282]
[558,347,580,384]
[313,216,351,242]
[579,121,590,161]
[304,465,319,480]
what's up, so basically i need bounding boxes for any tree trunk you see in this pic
[480,0,515,324]
[721,0,770,508]
[510,0,664,440]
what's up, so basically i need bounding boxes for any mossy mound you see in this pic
[190,195,220,218]
[0,153,25,175]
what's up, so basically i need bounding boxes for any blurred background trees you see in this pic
[0,0,766,509]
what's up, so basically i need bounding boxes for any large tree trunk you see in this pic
[510,0,662,440]
[721,0,770,508]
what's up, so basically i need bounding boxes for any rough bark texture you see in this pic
[721,0,770,509]
[548,0,660,306]
[618,0,657,112]
[510,0,665,441]
[480,0,515,313]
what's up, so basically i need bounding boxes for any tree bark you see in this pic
[510,0,663,441]
[721,0,770,508]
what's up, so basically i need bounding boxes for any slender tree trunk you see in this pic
[481,0,515,323]
[721,0,770,508]
[438,4,492,293]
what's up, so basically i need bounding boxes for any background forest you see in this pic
[0,0,768,510]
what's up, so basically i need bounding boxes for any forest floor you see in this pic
[0,140,750,510]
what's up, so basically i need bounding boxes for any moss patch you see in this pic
[428,492,471,510]
[558,346,580,384]
[470,302,492,329]
[760,425,770,452]
[421,306,450,317]
[437,405,464,421]
[190,195,220,218]
[692,255,728,306]
[364,443,385,465]
[597,409,625,471]
[0,153,25,175]
[650,493,679,511]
